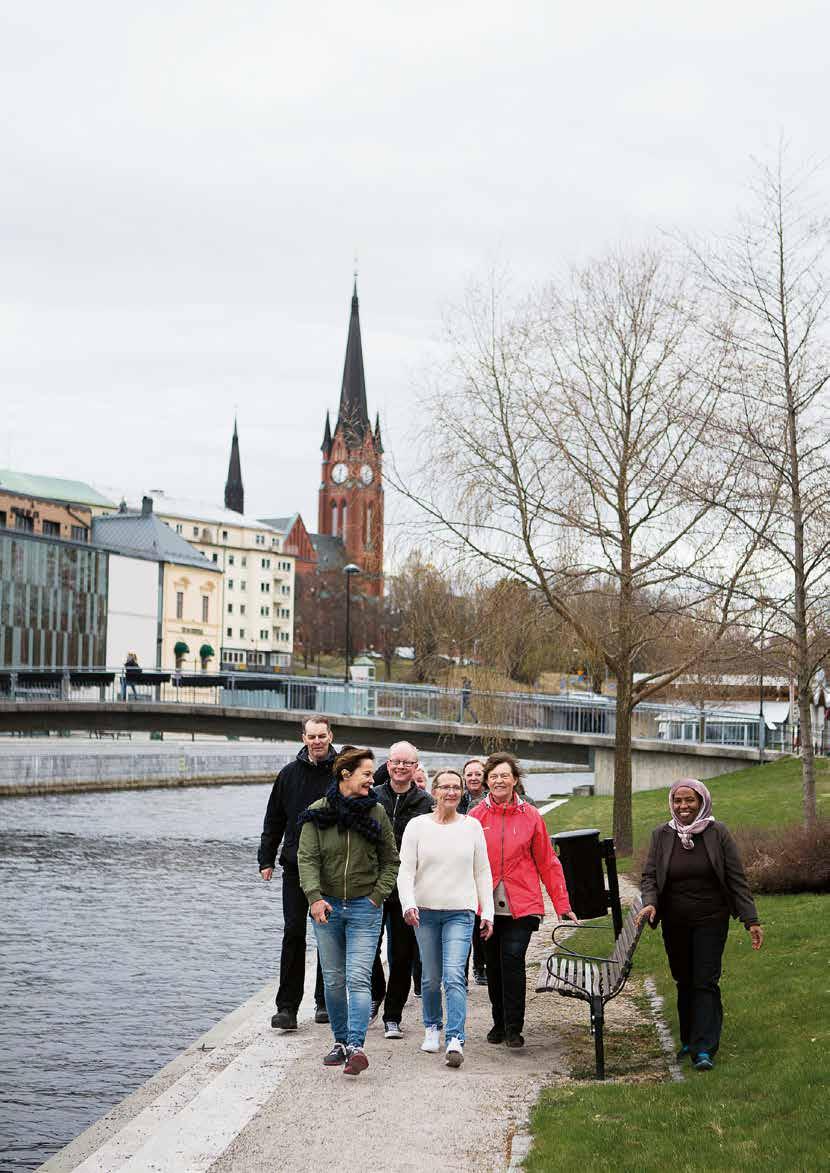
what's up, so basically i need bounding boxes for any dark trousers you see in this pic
[484,915,537,1033]
[369,890,417,1023]
[467,914,486,976]
[276,865,325,1013]
[661,917,729,1057]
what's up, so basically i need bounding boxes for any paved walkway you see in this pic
[44,882,649,1173]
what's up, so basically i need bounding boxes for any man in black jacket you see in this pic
[258,715,336,1030]
[370,741,433,1040]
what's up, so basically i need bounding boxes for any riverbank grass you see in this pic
[527,892,826,1171]
[529,758,828,1171]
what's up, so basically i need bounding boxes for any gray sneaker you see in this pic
[384,1020,403,1039]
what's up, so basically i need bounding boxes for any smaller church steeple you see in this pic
[373,411,384,453]
[224,417,244,514]
[321,410,332,456]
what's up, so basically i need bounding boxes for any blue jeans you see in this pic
[311,896,383,1049]
[414,909,475,1043]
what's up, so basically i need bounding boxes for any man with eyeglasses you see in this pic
[370,741,433,1040]
[258,714,336,1031]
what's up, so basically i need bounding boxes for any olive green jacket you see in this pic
[297,799,400,907]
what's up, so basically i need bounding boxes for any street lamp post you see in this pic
[758,596,769,764]
[343,564,361,683]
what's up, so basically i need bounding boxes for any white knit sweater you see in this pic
[397,814,495,921]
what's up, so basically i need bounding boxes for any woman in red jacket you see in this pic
[470,752,577,1047]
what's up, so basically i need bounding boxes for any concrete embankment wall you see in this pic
[592,744,765,795]
[0,742,292,798]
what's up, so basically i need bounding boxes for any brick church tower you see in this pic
[317,281,384,597]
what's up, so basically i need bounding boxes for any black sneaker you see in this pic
[314,1006,330,1024]
[505,1031,525,1048]
[271,1010,298,1030]
[323,1042,348,1066]
[487,1025,505,1044]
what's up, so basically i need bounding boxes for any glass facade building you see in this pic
[0,532,108,668]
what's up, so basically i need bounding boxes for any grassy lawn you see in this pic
[528,758,829,1171]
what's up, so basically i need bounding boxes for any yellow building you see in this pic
[92,500,222,670]
[136,492,295,670]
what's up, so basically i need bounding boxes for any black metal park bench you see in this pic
[536,895,644,1079]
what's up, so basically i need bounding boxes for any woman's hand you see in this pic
[310,899,333,924]
[637,904,657,928]
[403,907,420,927]
[561,910,580,925]
[480,919,494,940]
[749,924,764,950]
[259,868,274,882]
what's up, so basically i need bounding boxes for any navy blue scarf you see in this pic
[297,779,382,845]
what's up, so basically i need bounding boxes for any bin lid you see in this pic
[552,828,601,840]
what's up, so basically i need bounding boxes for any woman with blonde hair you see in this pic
[397,769,494,1068]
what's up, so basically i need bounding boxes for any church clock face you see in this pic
[359,464,374,485]
[331,462,348,484]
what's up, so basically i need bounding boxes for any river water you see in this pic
[0,784,285,1171]
[0,768,588,1171]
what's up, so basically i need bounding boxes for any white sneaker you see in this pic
[384,1020,403,1039]
[421,1026,441,1053]
[445,1037,464,1068]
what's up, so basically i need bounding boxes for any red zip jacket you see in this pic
[470,795,572,918]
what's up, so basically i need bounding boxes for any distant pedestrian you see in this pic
[459,677,477,723]
[121,652,141,701]
[369,741,433,1039]
[258,715,335,1031]
[398,769,494,1068]
[471,753,577,1048]
[298,746,399,1076]
[637,779,764,1072]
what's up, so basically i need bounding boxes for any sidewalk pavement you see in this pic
[43,913,585,1173]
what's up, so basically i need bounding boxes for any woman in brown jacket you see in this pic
[638,778,763,1071]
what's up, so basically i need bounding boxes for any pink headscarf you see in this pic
[667,778,714,850]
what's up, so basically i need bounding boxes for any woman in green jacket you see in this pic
[297,746,399,1075]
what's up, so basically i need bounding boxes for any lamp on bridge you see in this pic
[343,563,361,683]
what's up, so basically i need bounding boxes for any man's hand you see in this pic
[260,867,274,882]
[749,924,764,950]
[310,899,333,924]
[403,907,420,927]
[636,904,657,928]
[560,910,580,926]
[480,918,494,940]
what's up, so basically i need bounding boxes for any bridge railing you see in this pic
[0,666,785,749]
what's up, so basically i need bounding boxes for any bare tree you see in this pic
[690,151,830,824]
[400,251,761,852]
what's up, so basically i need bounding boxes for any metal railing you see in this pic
[0,666,787,749]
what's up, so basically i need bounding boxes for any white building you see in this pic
[99,492,295,670]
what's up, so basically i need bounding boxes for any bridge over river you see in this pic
[0,669,782,793]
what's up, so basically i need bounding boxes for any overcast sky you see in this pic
[2,2,826,537]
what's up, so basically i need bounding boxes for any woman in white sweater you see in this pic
[398,769,494,1068]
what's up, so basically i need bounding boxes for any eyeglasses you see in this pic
[436,785,462,793]
[389,759,417,767]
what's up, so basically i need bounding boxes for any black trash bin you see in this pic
[552,828,607,920]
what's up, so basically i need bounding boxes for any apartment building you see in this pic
[135,492,295,670]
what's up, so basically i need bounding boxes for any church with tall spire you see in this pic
[224,417,244,514]
[316,279,384,596]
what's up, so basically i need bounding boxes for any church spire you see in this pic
[335,279,370,448]
[321,410,332,456]
[224,417,244,514]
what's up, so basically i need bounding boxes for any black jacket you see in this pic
[258,746,337,870]
[372,778,434,850]
[640,820,760,928]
